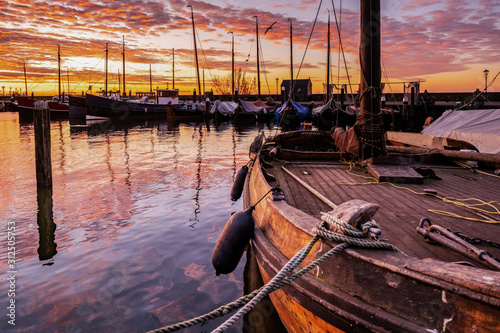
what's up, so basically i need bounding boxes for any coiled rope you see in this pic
[147,213,402,333]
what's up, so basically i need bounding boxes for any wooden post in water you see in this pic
[34,101,52,188]
[37,186,57,260]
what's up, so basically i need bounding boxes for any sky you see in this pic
[1,0,499,97]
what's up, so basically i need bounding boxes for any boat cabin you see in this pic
[156,89,179,105]
[134,91,156,104]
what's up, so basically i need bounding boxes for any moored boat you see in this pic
[234,1,500,332]
[86,93,168,118]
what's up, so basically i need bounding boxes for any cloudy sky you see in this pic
[1,0,499,96]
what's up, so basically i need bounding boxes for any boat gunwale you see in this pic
[244,138,500,331]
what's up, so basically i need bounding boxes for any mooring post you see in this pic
[34,101,52,188]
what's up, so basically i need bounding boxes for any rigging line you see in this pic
[294,0,323,86]
[455,70,500,110]
[337,0,342,88]
[331,0,355,100]
[259,37,272,95]
[241,35,255,92]
[381,57,401,111]
[196,29,216,91]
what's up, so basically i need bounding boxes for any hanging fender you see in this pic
[212,208,254,276]
[230,165,248,201]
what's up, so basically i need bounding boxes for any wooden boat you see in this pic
[68,95,86,118]
[240,1,500,332]
[17,96,69,118]
[86,93,168,118]
[17,47,69,118]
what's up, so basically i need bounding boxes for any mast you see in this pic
[326,13,331,103]
[150,64,152,92]
[23,60,28,96]
[105,42,108,96]
[172,48,175,90]
[188,5,201,102]
[228,31,234,101]
[359,0,385,159]
[254,16,261,100]
[58,45,61,101]
[288,18,293,101]
[67,67,70,94]
[122,36,126,96]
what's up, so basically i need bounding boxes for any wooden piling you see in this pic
[37,186,57,260]
[34,101,52,188]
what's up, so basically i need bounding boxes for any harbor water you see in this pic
[0,112,280,332]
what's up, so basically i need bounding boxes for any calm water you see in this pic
[0,112,278,333]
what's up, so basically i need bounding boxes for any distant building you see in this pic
[281,79,312,102]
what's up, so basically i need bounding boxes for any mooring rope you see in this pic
[318,213,405,254]
[212,235,320,332]
[147,213,402,333]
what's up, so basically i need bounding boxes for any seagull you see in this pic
[265,21,277,34]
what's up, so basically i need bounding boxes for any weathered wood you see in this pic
[244,131,500,333]
[367,163,424,184]
[387,145,500,165]
[33,101,52,187]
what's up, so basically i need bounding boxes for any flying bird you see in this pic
[265,21,278,34]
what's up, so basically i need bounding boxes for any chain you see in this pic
[453,231,500,249]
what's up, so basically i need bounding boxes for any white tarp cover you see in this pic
[210,100,238,116]
[421,109,500,154]
[239,99,269,114]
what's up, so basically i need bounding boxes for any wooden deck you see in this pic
[271,160,500,268]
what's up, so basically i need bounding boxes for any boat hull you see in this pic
[86,94,167,118]
[244,130,500,333]
[69,95,86,118]
[17,96,69,119]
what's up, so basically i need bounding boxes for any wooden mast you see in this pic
[172,48,175,90]
[23,60,28,96]
[122,36,126,96]
[254,16,261,100]
[288,18,293,101]
[149,64,152,92]
[326,13,331,103]
[58,45,61,102]
[105,42,108,96]
[359,0,385,160]
[228,31,234,101]
[188,5,201,102]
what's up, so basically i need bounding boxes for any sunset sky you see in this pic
[1,0,499,97]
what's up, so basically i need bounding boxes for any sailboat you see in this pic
[17,46,69,118]
[85,39,169,118]
[213,1,500,332]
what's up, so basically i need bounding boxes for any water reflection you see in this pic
[0,112,281,332]
[36,186,57,262]
[189,125,204,228]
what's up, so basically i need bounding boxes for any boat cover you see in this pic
[275,100,309,120]
[238,99,270,114]
[421,109,500,154]
[311,98,353,116]
[210,100,238,116]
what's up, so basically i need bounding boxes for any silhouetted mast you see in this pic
[359,0,385,159]
[122,36,126,96]
[254,16,261,100]
[23,60,28,96]
[289,18,293,100]
[188,5,201,101]
[326,13,331,102]
[58,45,61,101]
[105,43,108,96]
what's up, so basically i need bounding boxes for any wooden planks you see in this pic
[366,163,424,184]
[278,162,500,266]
